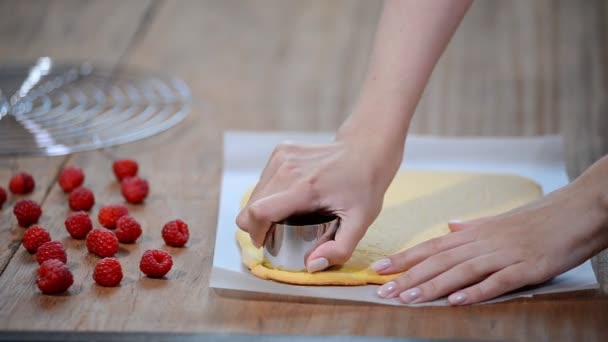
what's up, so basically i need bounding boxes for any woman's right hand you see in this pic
[235,131,403,273]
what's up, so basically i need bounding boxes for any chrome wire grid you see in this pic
[0,58,191,156]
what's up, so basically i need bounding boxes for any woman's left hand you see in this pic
[372,159,608,305]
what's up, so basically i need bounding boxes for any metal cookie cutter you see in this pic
[263,213,340,272]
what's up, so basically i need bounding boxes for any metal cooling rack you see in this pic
[0,57,191,156]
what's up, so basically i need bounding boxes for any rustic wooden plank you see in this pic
[0,0,154,274]
[0,0,607,341]
[413,0,561,137]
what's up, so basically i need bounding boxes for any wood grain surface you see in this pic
[0,1,607,341]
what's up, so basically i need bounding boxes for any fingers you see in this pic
[306,213,369,272]
[447,262,530,305]
[397,253,513,304]
[375,242,493,299]
[372,230,477,275]
[236,186,319,247]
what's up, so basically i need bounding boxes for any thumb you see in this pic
[305,215,368,273]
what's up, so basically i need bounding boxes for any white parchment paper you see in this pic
[210,131,598,306]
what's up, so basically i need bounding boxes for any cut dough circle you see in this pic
[236,170,542,286]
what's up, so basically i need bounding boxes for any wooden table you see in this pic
[1,1,607,341]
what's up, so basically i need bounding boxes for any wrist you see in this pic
[571,155,608,251]
[336,115,405,190]
[336,98,411,156]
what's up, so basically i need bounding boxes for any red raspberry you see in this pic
[0,186,6,209]
[121,176,149,204]
[115,215,142,244]
[58,166,85,192]
[36,259,73,294]
[22,225,51,253]
[162,219,189,247]
[36,241,67,265]
[68,187,95,211]
[93,257,123,287]
[64,211,93,239]
[140,249,173,278]
[113,159,138,181]
[13,199,42,227]
[86,228,119,257]
[98,204,128,229]
[9,172,35,194]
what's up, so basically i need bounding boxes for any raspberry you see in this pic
[121,177,149,204]
[13,199,42,227]
[58,166,85,192]
[93,257,123,287]
[86,228,119,257]
[22,225,51,253]
[36,241,67,265]
[115,215,142,244]
[140,249,173,278]
[98,204,128,229]
[0,186,6,209]
[36,259,73,294]
[9,172,35,194]
[68,187,95,211]
[113,159,138,181]
[162,219,189,247]
[64,211,93,239]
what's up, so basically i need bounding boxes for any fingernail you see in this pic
[448,220,463,225]
[399,287,422,303]
[376,281,398,298]
[307,258,329,273]
[448,292,467,305]
[371,258,391,272]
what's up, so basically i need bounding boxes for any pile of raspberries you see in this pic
[1,159,190,294]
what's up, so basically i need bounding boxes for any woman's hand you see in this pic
[236,133,403,273]
[236,0,474,273]
[373,156,608,305]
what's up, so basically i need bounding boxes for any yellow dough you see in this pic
[236,170,542,286]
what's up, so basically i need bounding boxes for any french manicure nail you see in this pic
[400,287,422,303]
[371,258,392,272]
[307,258,329,273]
[376,281,398,298]
[448,292,467,305]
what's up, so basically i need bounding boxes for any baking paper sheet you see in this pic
[210,131,598,306]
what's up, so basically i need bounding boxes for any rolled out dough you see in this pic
[236,171,542,286]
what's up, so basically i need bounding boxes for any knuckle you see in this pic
[421,279,440,296]
[459,261,483,277]
[271,146,289,163]
[466,285,484,302]
[425,252,453,270]
[276,159,299,178]
[392,248,427,272]
[299,176,321,208]
[247,203,266,221]
[487,273,516,296]
[272,141,297,158]
[332,245,354,264]
[394,271,415,288]
[525,261,550,284]
[389,251,411,269]
[235,212,248,230]
[426,237,446,254]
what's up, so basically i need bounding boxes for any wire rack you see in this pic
[0,57,191,156]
